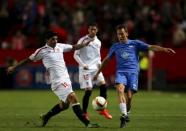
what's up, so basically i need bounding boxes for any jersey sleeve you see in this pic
[29,48,43,61]
[73,50,86,67]
[108,44,116,59]
[135,40,149,52]
[73,38,86,66]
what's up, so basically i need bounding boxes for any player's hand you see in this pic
[7,66,16,74]
[93,74,98,81]
[83,65,89,70]
[163,48,176,54]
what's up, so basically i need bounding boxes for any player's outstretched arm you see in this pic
[93,55,110,81]
[72,38,93,50]
[7,58,32,74]
[149,45,175,54]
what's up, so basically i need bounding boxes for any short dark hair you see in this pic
[115,24,128,32]
[88,22,98,28]
[45,31,57,40]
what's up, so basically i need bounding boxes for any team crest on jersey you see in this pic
[121,51,129,59]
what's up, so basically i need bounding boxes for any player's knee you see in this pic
[68,92,78,103]
[127,95,132,101]
[117,87,124,94]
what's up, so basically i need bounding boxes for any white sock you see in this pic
[119,103,127,115]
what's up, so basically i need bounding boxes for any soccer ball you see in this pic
[92,96,107,111]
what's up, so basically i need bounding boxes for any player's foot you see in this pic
[40,114,49,127]
[125,115,130,122]
[120,114,128,128]
[86,123,100,128]
[99,109,112,119]
[83,113,89,120]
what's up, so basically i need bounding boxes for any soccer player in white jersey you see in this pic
[74,23,112,120]
[7,31,99,128]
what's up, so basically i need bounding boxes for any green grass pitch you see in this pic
[0,89,186,131]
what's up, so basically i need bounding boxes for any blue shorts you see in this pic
[115,72,139,93]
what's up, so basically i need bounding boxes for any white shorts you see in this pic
[53,79,73,102]
[79,70,105,89]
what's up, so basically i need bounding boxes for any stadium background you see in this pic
[0,0,186,131]
[0,0,185,90]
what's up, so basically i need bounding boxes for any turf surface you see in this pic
[0,89,186,131]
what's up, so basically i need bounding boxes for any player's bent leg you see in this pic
[127,72,138,115]
[97,81,112,119]
[68,92,99,128]
[125,90,135,122]
[126,90,133,114]
[98,82,107,99]
[68,92,89,125]
[82,89,92,120]
[40,101,69,127]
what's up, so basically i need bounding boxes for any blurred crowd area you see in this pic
[0,0,186,50]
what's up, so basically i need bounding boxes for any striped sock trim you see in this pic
[72,103,80,107]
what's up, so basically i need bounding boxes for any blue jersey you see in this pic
[108,39,149,74]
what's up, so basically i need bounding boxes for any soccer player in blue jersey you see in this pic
[93,24,175,128]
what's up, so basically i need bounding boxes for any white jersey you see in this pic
[29,43,72,90]
[74,35,101,71]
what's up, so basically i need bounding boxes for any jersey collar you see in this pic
[86,35,97,40]
[119,39,129,44]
